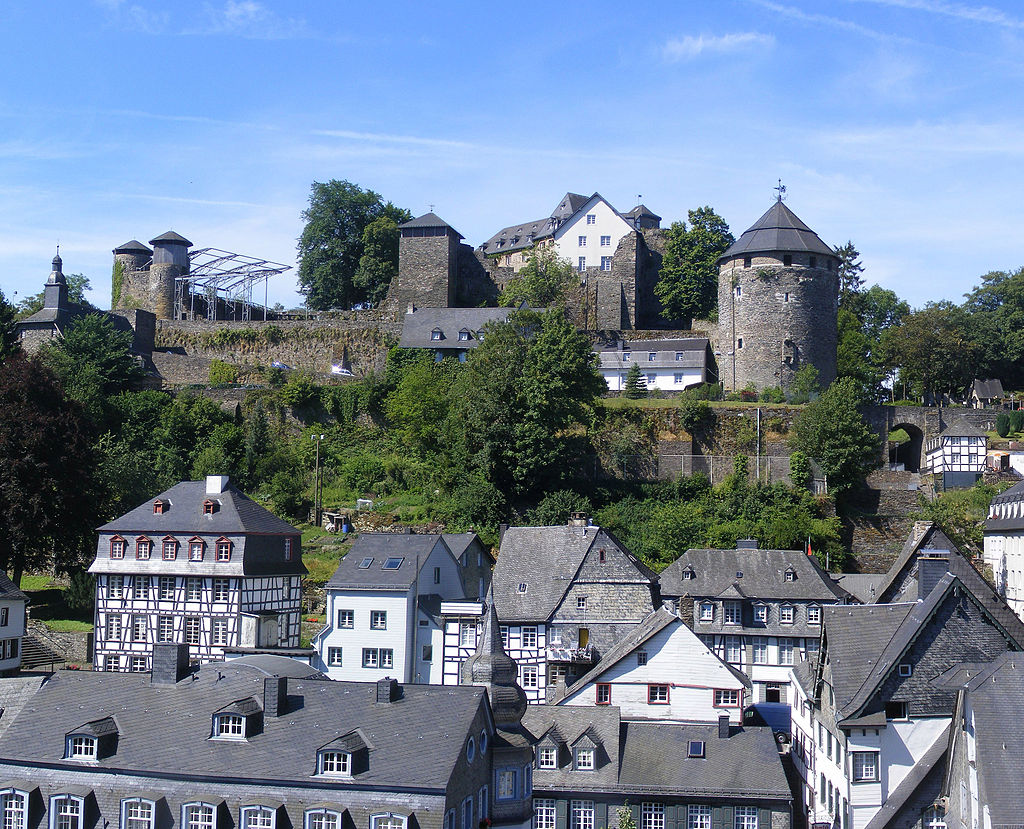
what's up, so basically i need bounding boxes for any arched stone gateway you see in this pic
[889,423,925,473]
[861,405,997,473]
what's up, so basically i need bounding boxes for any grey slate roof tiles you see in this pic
[0,660,486,790]
[972,378,1004,399]
[326,533,447,589]
[399,307,526,350]
[149,230,192,246]
[399,213,463,238]
[720,201,834,260]
[937,419,987,438]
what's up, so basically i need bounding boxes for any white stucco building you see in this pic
[984,479,1024,620]
[924,420,987,489]
[596,337,712,392]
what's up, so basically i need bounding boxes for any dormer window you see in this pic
[203,500,219,515]
[431,329,443,341]
[698,602,714,622]
[807,605,821,624]
[458,330,470,342]
[784,568,796,582]
[153,500,168,515]
[574,748,595,770]
[110,536,126,559]
[65,735,97,761]
[162,537,178,561]
[241,806,277,829]
[136,537,152,560]
[477,330,486,341]
[780,605,795,625]
[754,604,768,623]
[517,583,528,594]
[216,538,232,562]
[538,745,558,768]
[681,566,695,580]
[214,714,245,739]
[318,750,352,776]
[189,538,205,561]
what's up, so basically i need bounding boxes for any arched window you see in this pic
[213,713,245,739]
[370,814,407,829]
[182,803,217,829]
[304,810,342,829]
[240,807,276,829]
[0,789,28,829]
[121,799,156,829]
[49,795,84,829]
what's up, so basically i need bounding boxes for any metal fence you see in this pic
[597,454,827,493]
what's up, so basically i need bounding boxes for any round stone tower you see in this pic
[717,200,838,392]
[111,239,153,311]
[148,231,192,320]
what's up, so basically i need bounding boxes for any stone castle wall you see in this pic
[718,255,838,391]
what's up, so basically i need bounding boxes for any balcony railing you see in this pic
[546,645,595,663]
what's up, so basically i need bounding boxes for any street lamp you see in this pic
[311,434,325,527]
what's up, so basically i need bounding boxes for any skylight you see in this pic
[358,557,374,569]
[382,557,404,570]
[687,740,705,758]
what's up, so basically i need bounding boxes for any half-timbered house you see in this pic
[90,476,304,671]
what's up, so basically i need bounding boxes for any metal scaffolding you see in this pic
[174,247,291,321]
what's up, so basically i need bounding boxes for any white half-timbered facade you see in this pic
[925,420,986,489]
[90,476,304,671]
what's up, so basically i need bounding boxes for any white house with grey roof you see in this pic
[479,192,652,274]
[659,540,849,710]
[0,574,28,675]
[90,475,304,672]
[455,515,658,703]
[924,419,987,489]
[0,645,524,829]
[596,338,711,392]
[984,480,1024,621]
[552,604,750,723]
[398,306,530,362]
[313,532,485,684]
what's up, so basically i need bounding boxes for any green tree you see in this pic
[296,180,411,310]
[838,284,909,401]
[879,302,980,403]
[789,450,812,489]
[208,359,238,385]
[834,241,865,303]
[0,290,18,360]
[997,412,1011,438]
[385,353,460,451]
[527,489,594,526]
[499,248,576,307]
[353,216,402,306]
[16,273,96,318]
[962,267,1024,389]
[448,309,605,501]
[623,363,646,399]
[655,207,734,323]
[791,377,879,494]
[0,354,97,584]
[788,364,821,404]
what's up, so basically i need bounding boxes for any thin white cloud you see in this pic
[662,32,775,62]
[111,193,268,209]
[310,129,479,151]
[747,0,901,41]
[184,1,315,40]
[820,119,1024,158]
[849,0,1024,29]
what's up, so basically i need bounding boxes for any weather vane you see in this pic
[428,204,435,213]
[774,179,787,203]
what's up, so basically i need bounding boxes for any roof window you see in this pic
[153,499,168,515]
[203,499,219,515]
[687,740,705,758]
[359,557,374,569]
[382,557,404,570]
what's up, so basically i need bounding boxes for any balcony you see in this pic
[546,645,596,664]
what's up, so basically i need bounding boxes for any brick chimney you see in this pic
[151,643,190,685]
[264,676,287,717]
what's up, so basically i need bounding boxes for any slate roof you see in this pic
[659,547,849,602]
[0,573,28,603]
[720,201,834,260]
[524,706,789,800]
[0,660,487,789]
[946,653,1024,824]
[972,378,1004,400]
[597,338,710,372]
[862,724,949,829]
[442,532,492,563]
[113,240,152,255]
[97,479,298,537]
[986,478,1024,532]
[399,307,524,350]
[480,192,623,256]
[624,204,661,222]
[399,213,463,238]
[0,677,44,739]
[872,521,960,604]
[326,533,448,589]
[149,230,192,246]
[937,419,987,439]
[830,573,887,604]
[492,525,656,622]
[554,606,750,702]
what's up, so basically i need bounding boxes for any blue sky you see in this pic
[2,0,1024,311]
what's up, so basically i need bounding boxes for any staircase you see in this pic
[20,629,69,670]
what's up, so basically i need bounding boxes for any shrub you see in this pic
[279,374,321,409]
[678,398,713,434]
[528,490,594,526]
[208,359,238,386]
[1011,410,1024,435]
[759,386,786,403]
[997,412,1011,438]
[789,450,812,489]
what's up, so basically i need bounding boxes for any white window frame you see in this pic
[687,806,711,829]
[327,647,343,667]
[699,602,714,622]
[121,799,156,829]
[212,578,231,603]
[575,747,595,770]
[520,666,539,688]
[211,618,229,647]
[318,750,352,776]
[600,234,611,246]
[852,751,879,782]
[129,655,147,673]
[189,540,205,561]
[538,745,557,768]
[752,636,768,664]
[214,713,245,739]
[601,256,612,271]
[182,803,217,829]
[725,635,742,664]
[184,616,202,646]
[533,800,556,829]
[714,689,739,707]
[641,804,665,829]
[586,214,596,225]
[734,807,758,829]
[570,800,594,829]
[159,576,176,600]
[370,610,387,630]
[241,807,276,829]
[780,605,795,624]
[337,608,354,628]
[578,235,587,247]
[64,735,97,761]
[108,575,124,599]
[105,614,122,641]
[807,604,821,624]
[305,811,341,829]
[49,795,84,829]
[754,604,768,623]
[186,577,202,601]
[778,637,795,666]
[460,622,477,647]
[521,626,538,648]
[724,601,741,625]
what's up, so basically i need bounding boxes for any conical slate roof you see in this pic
[399,212,464,239]
[721,201,834,260]
[460,587,527,727]
[113,240,153,255]
[149,230,192,246]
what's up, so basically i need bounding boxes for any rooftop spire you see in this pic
[460,586,527,727]
[774,178,787,203]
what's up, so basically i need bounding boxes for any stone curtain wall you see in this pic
[718,254,838,391]
[155,316,400,383]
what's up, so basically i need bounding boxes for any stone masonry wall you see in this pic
[718,257,838,391]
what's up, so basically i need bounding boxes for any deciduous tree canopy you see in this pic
[655,207,734,324]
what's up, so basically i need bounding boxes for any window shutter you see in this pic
[596,803,608,829]
[556,800,567,829]
[758,809,771,829]
[664,804,677,829]
[721,807,733,829]
[712,807,723,829]
[631,804,640,825]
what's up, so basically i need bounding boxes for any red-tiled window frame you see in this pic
[648,684,670,704]
[162,536,178,561]
[136,537,152,560]
[595,683,611,705]
[216,537,233,562]
[188,537,205,561]
[110,536,126,559]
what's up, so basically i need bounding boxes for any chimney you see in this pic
[264,676,287,717]
[151,643,190,686]
[718,714,731,738]
[499,523,508,544]
[568,512,588,528]
[918,553,950,600]
[206,475,229,495]
[736,539,759,550]
[376,677,401,703]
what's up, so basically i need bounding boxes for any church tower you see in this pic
[717,197,839,392]
[462,589,534,827]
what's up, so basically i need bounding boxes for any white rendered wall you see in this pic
[552,198,633,272]
[318,590,412,682]
[600,366,704,392]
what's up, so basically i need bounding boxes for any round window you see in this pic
[480,731,488,754]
